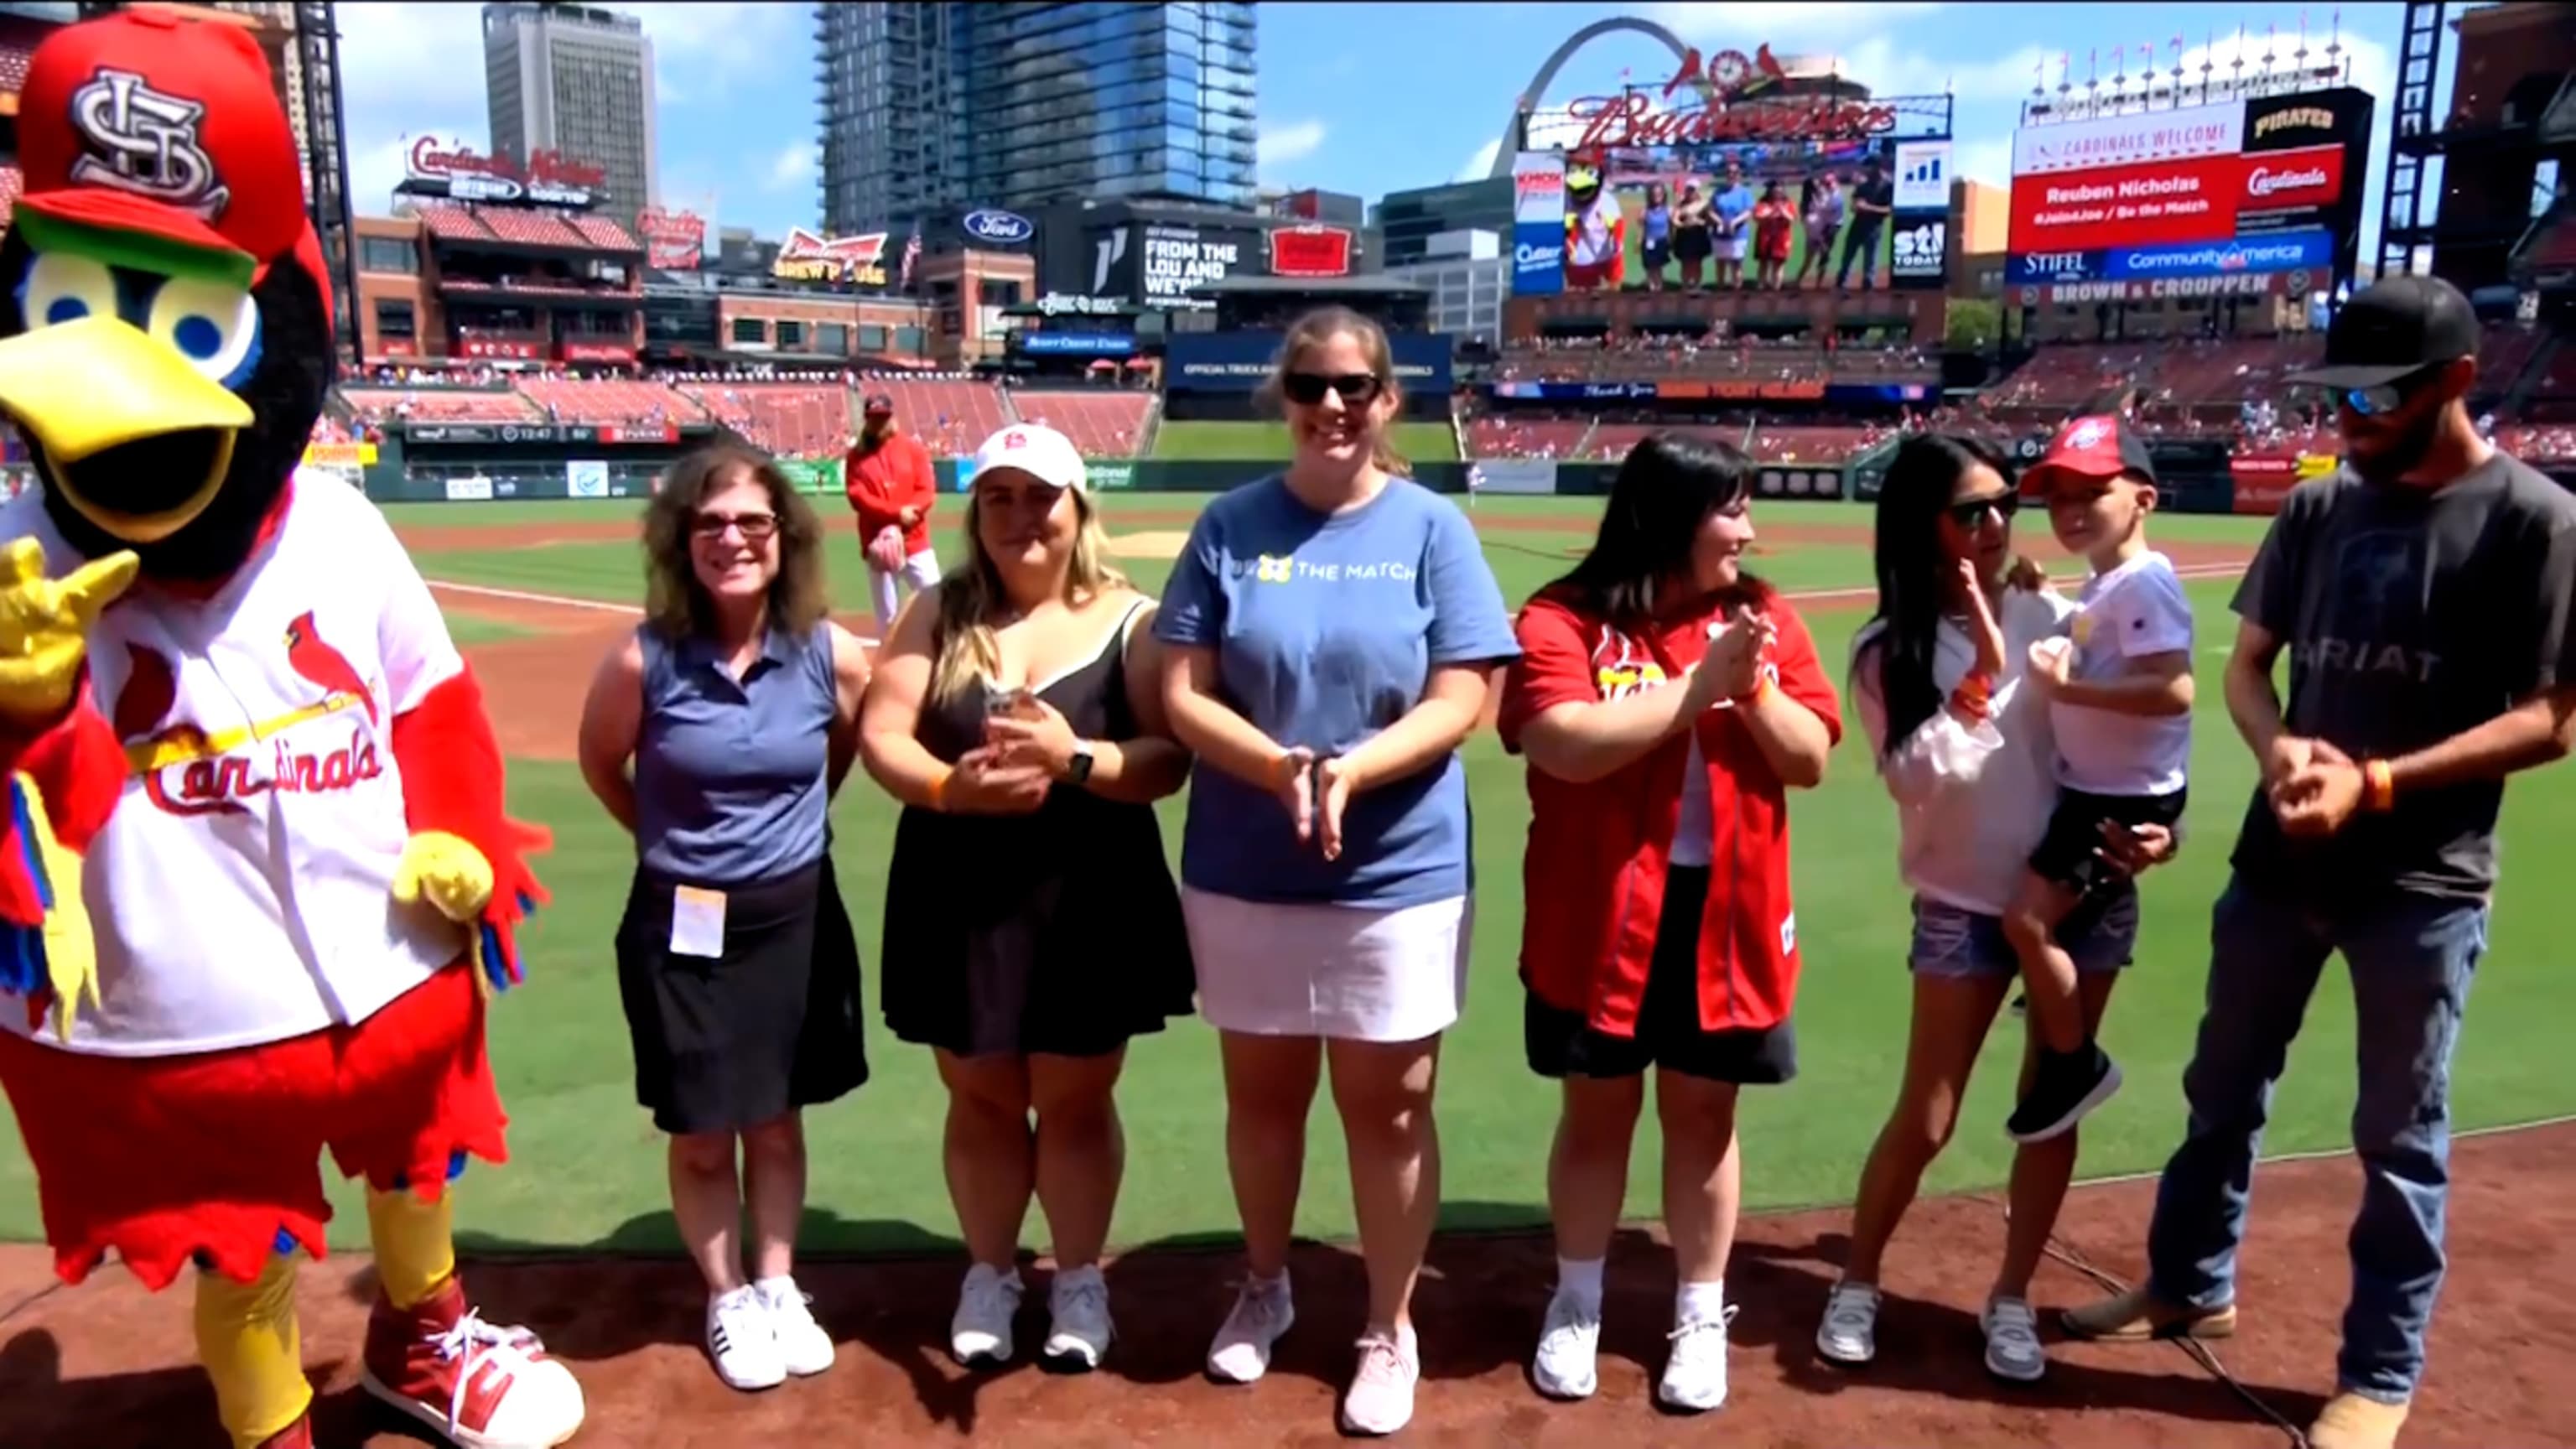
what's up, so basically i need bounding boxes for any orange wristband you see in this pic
[2364,759,2396,813]
[927,766,954,812]
[1733,674,1775,707]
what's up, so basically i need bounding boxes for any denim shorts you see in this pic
[1908,888,2141,979]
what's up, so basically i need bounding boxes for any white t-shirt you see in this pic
[0,475,472,1057]
[1571,197,1622,267]
[2051,549,2194,797]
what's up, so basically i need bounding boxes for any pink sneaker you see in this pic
[1339,1325,1420,1436]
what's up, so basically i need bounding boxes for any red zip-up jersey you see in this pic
[1496,585,1842,1037]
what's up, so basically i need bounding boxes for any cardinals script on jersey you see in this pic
[0,475,474,1057]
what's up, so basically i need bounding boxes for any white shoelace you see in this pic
[765,1283,821,1331]
[1352,1332,1415,1384]
[1668,1301,1740,1352]
[427,1307,542,1433]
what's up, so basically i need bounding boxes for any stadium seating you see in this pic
[1463,414,1590,459]
[1006,390,1152,458]
[676,382,854,459]
[881,379,1009,457]
[517,377,702,427]
[0,165,18,226]
[338,387,541,425]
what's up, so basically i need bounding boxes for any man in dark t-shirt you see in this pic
[1835,158,1892,291]
[2064,276,2576,1449]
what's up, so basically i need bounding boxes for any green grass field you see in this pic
[1154,420,1460,463]
[11,493,2570,1264]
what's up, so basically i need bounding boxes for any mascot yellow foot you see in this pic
[199,1190,584,1449]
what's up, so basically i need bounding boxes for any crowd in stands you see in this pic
[1496,331,1940,386]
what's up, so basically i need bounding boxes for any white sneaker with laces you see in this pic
[1815,1279,1883,1365]
[757,1277,835,1378]
[950,1263,1024,1368]
[1981,1295,2048,1382]
[705,1285,786,1391]
[1043,1266,1113,1370]
[1530,1287,1602,1400]
[1206,1272,1296,1384]
[1659,1302,1736,1412]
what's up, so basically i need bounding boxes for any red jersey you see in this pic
[844,431,937,554]
[1496,586,1843,1037]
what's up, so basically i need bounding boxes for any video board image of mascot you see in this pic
[1561,139,1898,294]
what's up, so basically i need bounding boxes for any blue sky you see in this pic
[336,2,2423,255]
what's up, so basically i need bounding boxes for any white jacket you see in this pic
[1850,588,2078,917]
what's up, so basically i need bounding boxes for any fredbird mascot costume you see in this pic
[0,13,584,1449]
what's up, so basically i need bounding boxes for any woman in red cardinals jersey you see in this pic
[1496,435,1840,1415]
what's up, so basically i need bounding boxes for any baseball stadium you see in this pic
[0,3,2572,1447]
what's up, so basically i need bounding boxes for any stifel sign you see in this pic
[1565,42,1899,150]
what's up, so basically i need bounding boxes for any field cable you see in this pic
[1972,1190,2309,1447]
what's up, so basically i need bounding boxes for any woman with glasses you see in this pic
[1810,434,2179,1384]
[576,444,873,1393]
[1157,305,1519,1436]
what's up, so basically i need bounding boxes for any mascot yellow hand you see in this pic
[390,831,493,924]
[0,538,138,724]
[12,772,100,1041]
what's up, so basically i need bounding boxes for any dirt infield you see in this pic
[0,1122,2565,1447]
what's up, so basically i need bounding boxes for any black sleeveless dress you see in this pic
[880,596,1196,1058]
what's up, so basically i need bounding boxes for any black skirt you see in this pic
[615,854,868,1135]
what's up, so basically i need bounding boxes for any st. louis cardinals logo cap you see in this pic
[14,9,307,273]
[969,423,1088,493]
[2024,412,2159,492]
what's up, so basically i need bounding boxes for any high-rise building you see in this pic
[818,1,1259,239]
[481,2,658,226]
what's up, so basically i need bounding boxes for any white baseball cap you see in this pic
[969,423,1087,492]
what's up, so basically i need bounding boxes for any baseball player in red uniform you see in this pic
[0,15,582,1449]
[844,391,941,634]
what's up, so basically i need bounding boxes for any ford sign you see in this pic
[963,209,1034,245]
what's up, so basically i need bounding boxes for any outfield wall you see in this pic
[357,446,2302,517]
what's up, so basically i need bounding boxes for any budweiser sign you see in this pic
[1564,42,1899,150]
[773,227,889,286]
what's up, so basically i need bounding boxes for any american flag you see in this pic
[900,221,922,293]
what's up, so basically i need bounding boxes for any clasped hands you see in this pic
[943,691,1082,815]
[2264,735,2371,839]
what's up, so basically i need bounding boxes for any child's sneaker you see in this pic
[2007,1041,2122,1143]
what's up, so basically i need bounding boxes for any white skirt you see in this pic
[1182,887,1472,1043]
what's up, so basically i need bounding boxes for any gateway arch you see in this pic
[1485,15,1710,178]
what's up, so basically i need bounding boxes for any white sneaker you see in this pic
[1659,1302,1735,1412]
[1815,1280,1883,1365]
[950,1263,1023,1368]
[1043,1266,1113,1370]
[1530,1286,1602,1400]
[1206,1271,1296,1384]
[1981,1295,2047,1382]
[705,1285,786,1391]
[758,1277,835,1378]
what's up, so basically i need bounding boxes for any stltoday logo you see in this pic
[962,208,1033,245]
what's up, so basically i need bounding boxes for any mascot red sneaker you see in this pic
[0,13,583,1449]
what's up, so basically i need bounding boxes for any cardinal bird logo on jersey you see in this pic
[283,611,377,724]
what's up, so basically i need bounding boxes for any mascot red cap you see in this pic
[0,12,582,1449]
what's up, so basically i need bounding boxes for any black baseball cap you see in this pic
[862,392,895,415]
[2284,275,2480,392]
[2025,413,2158,491]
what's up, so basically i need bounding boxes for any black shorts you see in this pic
[1642,239,1673,272]
[2031,786,2189,896]
[1524,866,1797,1084]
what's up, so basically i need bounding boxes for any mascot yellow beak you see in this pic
[0,314,252,543]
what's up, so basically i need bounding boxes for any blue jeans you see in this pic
[2145,872,2489,1403]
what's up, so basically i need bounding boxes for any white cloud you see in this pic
[764,142,817,194]
[1457,138,1504,184]
[1257,119,1328,180]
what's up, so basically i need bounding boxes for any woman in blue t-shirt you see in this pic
[1157,305,1519,1436]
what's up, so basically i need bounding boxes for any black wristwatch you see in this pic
[1065,744,1096,785]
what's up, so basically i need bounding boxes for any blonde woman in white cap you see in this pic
[857,422,1197,1375]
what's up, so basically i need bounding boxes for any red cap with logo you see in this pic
[14,9,309,273]
[2023,413,2160,494]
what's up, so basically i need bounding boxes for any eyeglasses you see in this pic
[1945,493,2019,529]
[2317,365,2444,418]
[692,511,777,541]
[1281,371,1383,407]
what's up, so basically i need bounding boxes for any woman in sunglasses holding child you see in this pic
[858,422,1197,1376]
[1156,306,1519,1436]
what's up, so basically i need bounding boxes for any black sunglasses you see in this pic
[1281,371,1384,407]
[1945,492,2019,529]
[2314,363,2446,418]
